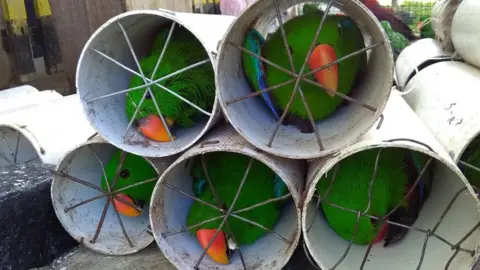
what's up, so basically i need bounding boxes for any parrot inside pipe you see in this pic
[316,147,432,246]
[242,9,367,133]
[381,21,410,59]
[186,152,289,264]
[101,150,158,217]
[125,23,215,142]
[459,137,480,189]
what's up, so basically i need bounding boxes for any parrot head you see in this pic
[102,150,159,217]
[197,229,230,265]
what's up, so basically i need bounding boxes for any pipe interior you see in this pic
[77,11,216,157]
[0,126,40,166]
[51,142,156,255]
[150,151,300,269]
[304,146,480,270]
[217,0,392,158]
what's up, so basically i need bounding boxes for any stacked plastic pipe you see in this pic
[3,1,472,270]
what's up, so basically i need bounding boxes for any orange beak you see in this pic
[308,44,338,97]
[137,114,176,142]
[112,193,142,217]
[196,229,229,265]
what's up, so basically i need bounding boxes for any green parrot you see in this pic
[316,147,432,246]
[101,150,158,217]
[186,152,288,265]
[242,9,367,133]
[381,20,409,59]
[459,137,480,188]
[417,15,435,39]
[125,23,215,142]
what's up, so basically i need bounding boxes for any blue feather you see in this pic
[273,174,287,198]
[246,30,280,120]
[193,178,206,198]
[411,152,425,203]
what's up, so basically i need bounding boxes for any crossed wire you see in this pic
[224,0,383,152]
[304,146,479,270]
[160,154,294,269]
[0,128,40,165]
[51,148,160,247]
[84,21,213,148]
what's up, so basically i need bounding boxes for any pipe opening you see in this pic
[151,151,301,269]
[303,146,479,270]
[51,142,161,255]
[0,126,40,166]
[77,11,219,158]
[217,0,393,159]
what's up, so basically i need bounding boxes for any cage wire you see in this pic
[380,0,435,58]
[51,148,159,247]
[159,153,295,269]
[83,19,214,149]
[223,0,384,154]
[302,138,480,270]
[0,127,40,165]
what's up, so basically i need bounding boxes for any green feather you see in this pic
[460,137,480,188]
[186,152,284,245]
[381,21,409,58]
[263,12,366,121]
[101,150,158,201]
[316,148,409,245]
[125,24,215,128]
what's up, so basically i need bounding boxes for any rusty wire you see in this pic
[225,0,382,152]
[0,128,39,165]
[160,153,295,269]
[83,20,214,147]
[304,144,479,270]
[52,149,161,247]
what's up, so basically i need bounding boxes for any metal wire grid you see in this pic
[302,142,479,270]
[51,148,159,247]
[51,147,294,268]
[0,127,40,165]
[159,154,295,269]
[223,0,383,153]
[83,19,214,149]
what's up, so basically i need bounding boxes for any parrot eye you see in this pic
[145,92,152,100]
[120,169,130,179]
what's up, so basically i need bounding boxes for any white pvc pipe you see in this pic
[0,94,96,166]
[452,0,480,70]
[150,125,304,269]
[76,10,236,158]
[216,0,393,159]
[395,38,454,90]
[402,61,480,165]
[51,136,176,255]
[0,90,63,115]
[303,91,480,270]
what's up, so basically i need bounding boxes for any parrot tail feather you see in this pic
[259,77,280,120]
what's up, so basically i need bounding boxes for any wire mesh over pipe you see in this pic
[76,10,235,158]
[302,90,480,270]
[51,136,175,255]
[216,0,394,160]
[149,125,305,269]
